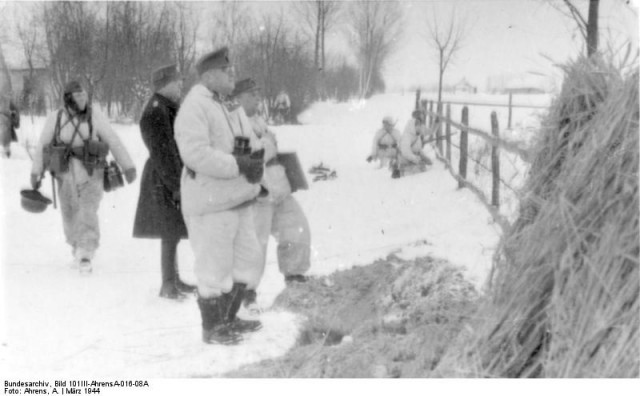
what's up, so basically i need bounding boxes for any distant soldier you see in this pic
[367,115,401,169]
[230,78,311,313]
[393,109,434,178]
[0,100,19,157]
[9,101,20,143]
[132,64,196,300]
[273,89,290,124]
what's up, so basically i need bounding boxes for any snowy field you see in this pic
[0,92,543,378]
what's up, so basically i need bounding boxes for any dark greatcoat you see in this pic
[132,93,187,239]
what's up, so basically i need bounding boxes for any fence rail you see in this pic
[422,98,549,109]
[419,98,539,233]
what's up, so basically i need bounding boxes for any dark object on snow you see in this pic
[278,152,308,192]
[285,274,308,283]
[309,161,337,182]
[308,162,331,174]
[312,170,337,182]
[20,189,52,213]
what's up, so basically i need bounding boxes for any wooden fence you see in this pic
[420,98,541,233]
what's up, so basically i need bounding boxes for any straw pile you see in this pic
[436,55,639,377]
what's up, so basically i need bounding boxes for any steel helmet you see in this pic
[20,189,52,213]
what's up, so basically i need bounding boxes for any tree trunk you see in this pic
[586,0,599,57]
[437,48,444,105]
[0,45,13,155]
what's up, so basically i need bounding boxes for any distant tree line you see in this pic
[14,0,404,120]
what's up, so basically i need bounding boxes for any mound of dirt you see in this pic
[225,254,479,378]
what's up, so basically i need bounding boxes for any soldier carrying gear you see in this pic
[29,80,136,274]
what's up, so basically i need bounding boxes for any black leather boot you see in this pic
[243,289,257,307]
[227,283,262,333]
[197,295,242,345]
[159,238,186,300]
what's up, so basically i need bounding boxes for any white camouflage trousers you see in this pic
[185,205,263,298]
[253,195,311,278]
[56,170,104,261]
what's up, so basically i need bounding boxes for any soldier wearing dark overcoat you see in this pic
[133,64,195,299]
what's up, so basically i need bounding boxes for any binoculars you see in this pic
[233,136,251,156]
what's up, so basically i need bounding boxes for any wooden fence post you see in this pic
[459,106,468,188]
[491,111,500,207]
[428,101,434,127]
[446,103,451,161]
[436,101,443,154]
[508,93,513,130]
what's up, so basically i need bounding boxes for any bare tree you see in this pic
[235,9,314,120]
[172,2,199,75]
[294,1,342,98]
[209,0,253,50]
[346,1,404,98]
[0,42,13,156]
[548,0,600,56]
[41,1,105,101]
[424,6,467,105]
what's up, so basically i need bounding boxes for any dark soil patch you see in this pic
[225,253,480,378]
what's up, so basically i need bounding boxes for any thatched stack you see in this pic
[437,56,639,377]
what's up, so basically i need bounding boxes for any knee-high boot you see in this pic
[227,283,262,333]
[159,238,185,299]
[197,295,242,345]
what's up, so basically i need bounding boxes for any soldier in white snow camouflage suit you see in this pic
[394,109,434,178]
[367,115,401,169]
[30,81,136,273]
[230,78,311,313]
[174,48,264,345]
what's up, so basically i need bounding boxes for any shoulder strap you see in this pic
[53,109,64,144]
[87,107,95,140]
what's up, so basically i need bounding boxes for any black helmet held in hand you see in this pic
[20,189,53,213]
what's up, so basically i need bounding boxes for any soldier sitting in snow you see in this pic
[367,115,401,169]
[393,109,434,178]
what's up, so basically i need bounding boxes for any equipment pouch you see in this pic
[43,144,70,174]
[103,160,124,192]
[82,140,109,174]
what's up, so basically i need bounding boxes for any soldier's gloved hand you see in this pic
[30,173,42,190]
[235,154,264,184]
[366,155,373,163]
[124,168,137,184]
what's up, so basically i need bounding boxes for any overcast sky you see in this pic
[382,0,639,91]
[1,0,638,92]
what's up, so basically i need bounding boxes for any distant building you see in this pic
[453,78,477,94]
[5,56,54,114]
[486,73,554,94]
